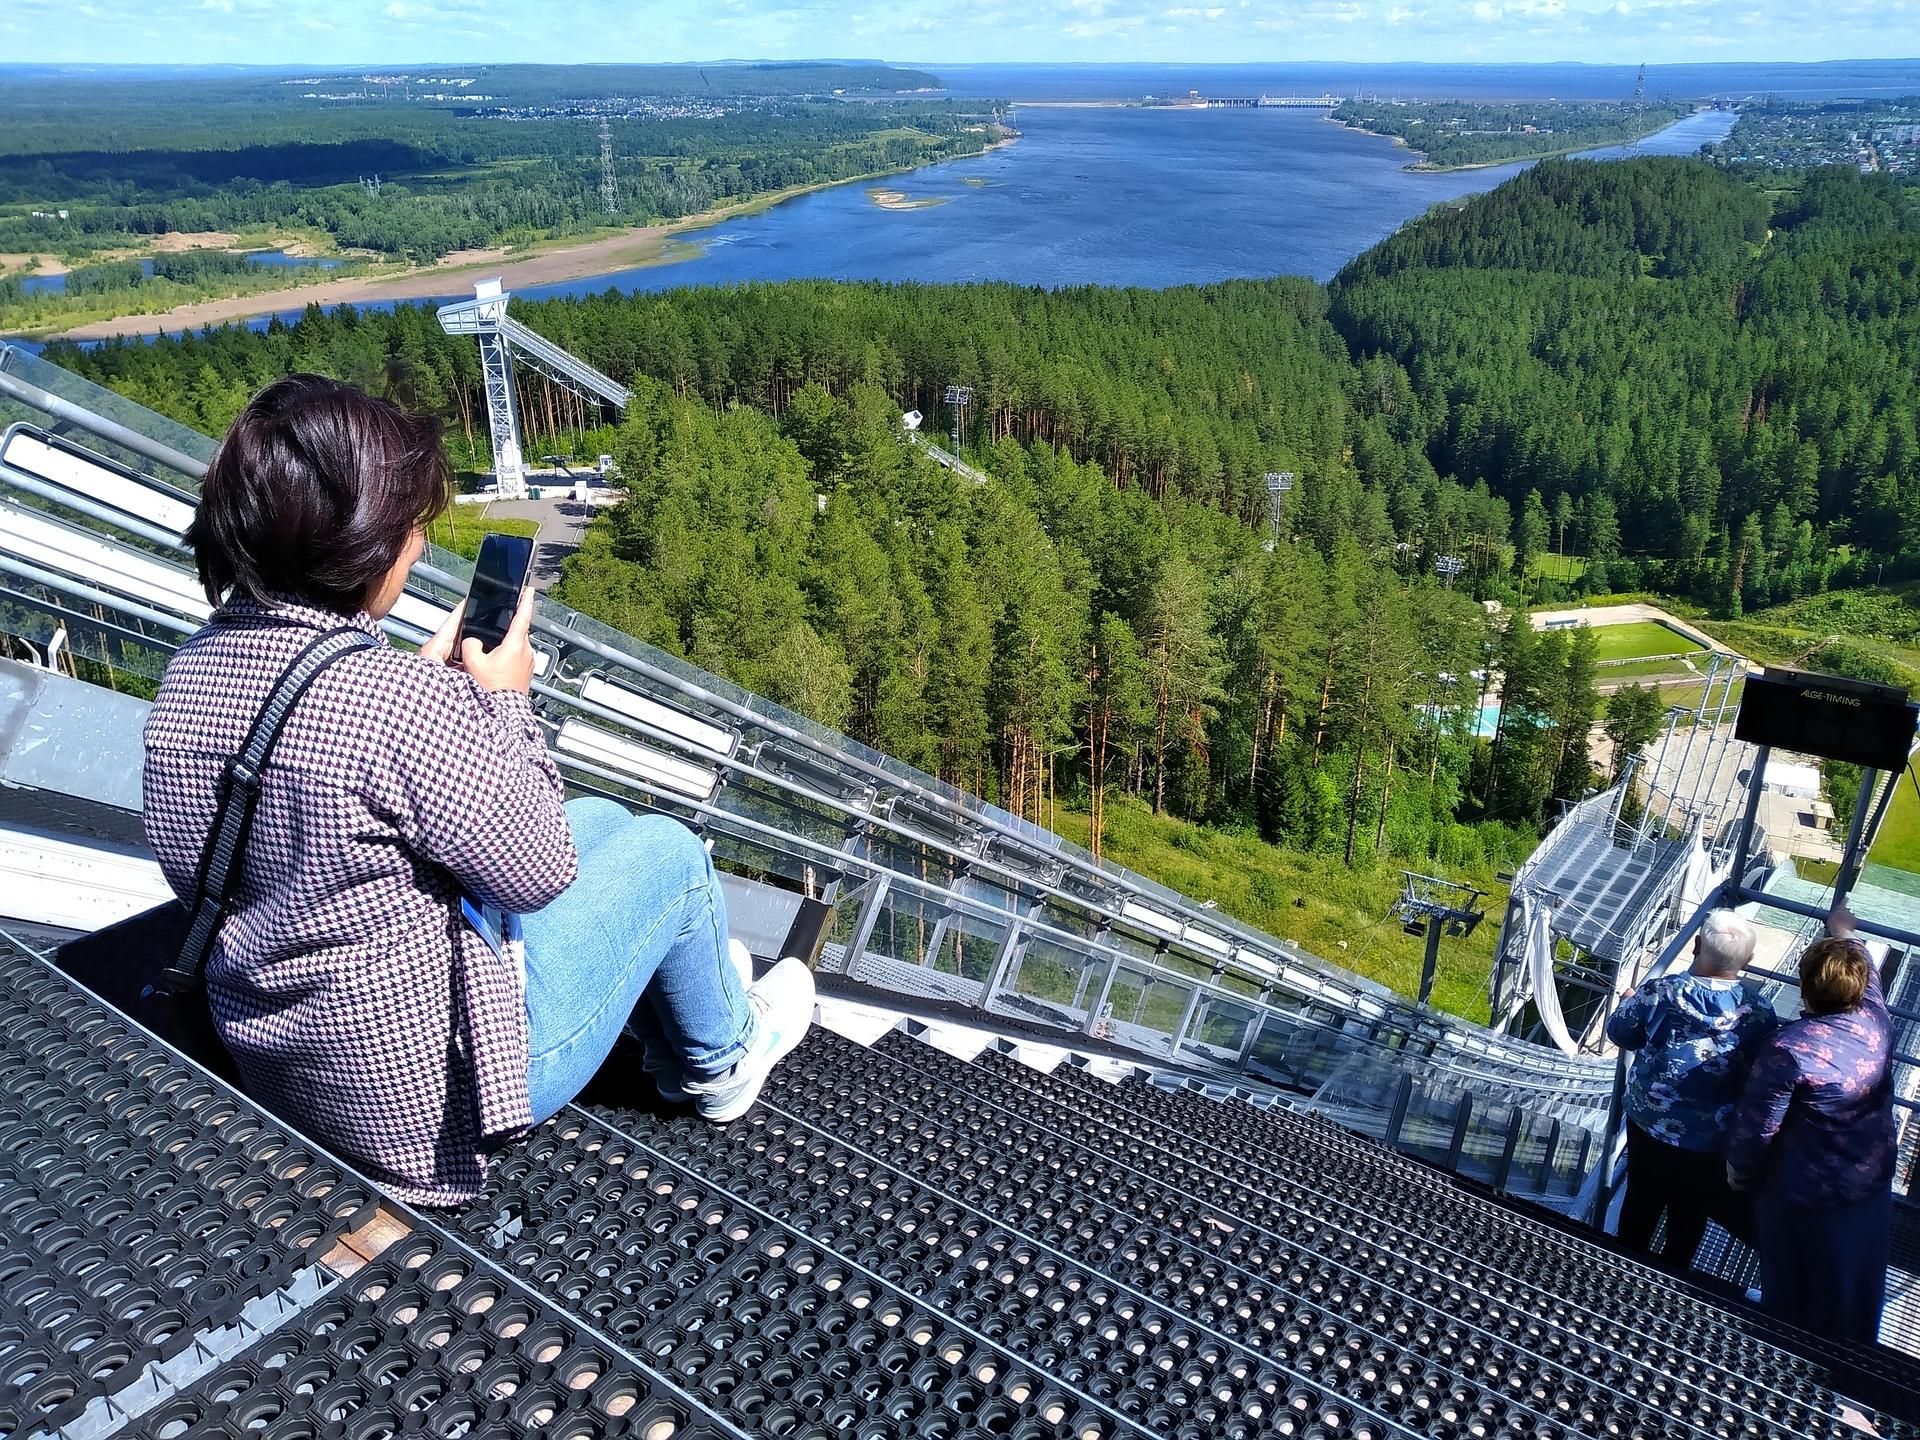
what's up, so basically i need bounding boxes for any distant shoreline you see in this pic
[1323,105,1713,173]
[33,134,1019,344]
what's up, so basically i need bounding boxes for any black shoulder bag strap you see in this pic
[150,625,377,999]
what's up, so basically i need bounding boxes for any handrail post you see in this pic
[1385,1072,1415,1148]
[1727,744,1770,895]
[1493,1107,1525,1192]
[1445,1092,1474,1174]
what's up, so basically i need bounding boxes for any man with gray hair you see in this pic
[1605,909,1779,1271]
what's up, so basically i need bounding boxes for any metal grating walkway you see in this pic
[7,933,1920,1438]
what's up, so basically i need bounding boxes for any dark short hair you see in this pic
[189,374,451,612]
[1801,936,1871,1015]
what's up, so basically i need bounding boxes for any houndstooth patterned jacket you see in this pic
[143,595,577,1205]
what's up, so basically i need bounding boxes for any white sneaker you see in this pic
[683,957,816,1123]
[642,939,756,1103]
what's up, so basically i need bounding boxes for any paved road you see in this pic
[480,495,605,591]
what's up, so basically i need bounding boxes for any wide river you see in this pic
[495,106,1740,300]
[19,101,1740,347]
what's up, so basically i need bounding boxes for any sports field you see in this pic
[1589,620,1706,662]
[1871,767,1920,877]
[1602,657,1700,681]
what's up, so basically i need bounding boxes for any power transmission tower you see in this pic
[599,118,618,217]
[1434,554,1465,589]
[360,174,382,196]
[1632,63,1647,108]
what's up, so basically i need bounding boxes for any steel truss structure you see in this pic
[1491,654,1756,1052]
[7,335,1920,1357]
[435,282,632,499]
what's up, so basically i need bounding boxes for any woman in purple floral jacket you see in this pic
[1726,910,1897,1343]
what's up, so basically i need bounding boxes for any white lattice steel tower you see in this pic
[437,280,633,501]
[448,281,525,498]
[1263,471,1293,551]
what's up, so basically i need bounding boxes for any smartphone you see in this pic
[458,533,536,652]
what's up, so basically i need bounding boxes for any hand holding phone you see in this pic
[462,589,536,694]
[457,533,538,694]
[459,533,536,651]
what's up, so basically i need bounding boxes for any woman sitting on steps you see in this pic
[143,373,814,1206]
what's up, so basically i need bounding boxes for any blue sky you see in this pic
[4,0,1915,67]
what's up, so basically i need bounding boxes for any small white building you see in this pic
[1763,759,1822,800]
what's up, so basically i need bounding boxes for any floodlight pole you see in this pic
[943,384,973,453]
[1263,471,1294,551]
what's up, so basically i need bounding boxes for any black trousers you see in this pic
[1755,1183,1892,1343]
[1617,1121,1746,1269]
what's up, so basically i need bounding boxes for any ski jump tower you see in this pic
[436,280,631,500]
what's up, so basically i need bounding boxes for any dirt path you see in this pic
[46,223,684,341]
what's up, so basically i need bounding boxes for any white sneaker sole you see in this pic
[644,939,758,1103]
[695,1009,812,1123]
[693,963,816,1123]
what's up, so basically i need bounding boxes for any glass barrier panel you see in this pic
[1178,995,1258,1065]
[928,916,1008,985]
[1000,936,1101,1026]
[1456,1102,1520,1187]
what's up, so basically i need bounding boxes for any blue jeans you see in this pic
[522,797,750,1123]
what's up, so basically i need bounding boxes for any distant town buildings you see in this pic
[487,99,731,122]
[1711,101,1920,175]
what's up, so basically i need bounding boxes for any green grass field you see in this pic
[427,508,539,563]
[1051,799,1502,1021]
[1600,657,1700,681]
[1586,620,1706,662]
[1698,609,1920,692]
[1658,676,1746,718]
[1533,553,1588,582]
[1870,768,1920,877]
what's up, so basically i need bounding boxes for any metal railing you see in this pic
[0,341,1620,1125]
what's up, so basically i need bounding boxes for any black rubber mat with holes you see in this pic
[121,1229,735,1440]
[464,1023,1920,1440]
[0,948,379,1435]
[864,1027,1920,1432]
[953,1036,1920,1414]
[451,1109,1141,1440]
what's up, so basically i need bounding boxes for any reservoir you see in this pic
[15,103,1739,346]
[503,105,1738,300]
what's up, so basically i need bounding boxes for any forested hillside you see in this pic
[1334,160,1920,611]
[0,63,995,330]
[1330,100,1692,170]
[46,156,1920,905]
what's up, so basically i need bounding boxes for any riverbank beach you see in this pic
[39,141,1019,343]
[24,107,1733,345]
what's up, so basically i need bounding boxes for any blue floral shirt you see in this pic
[1606,974,1780,1152]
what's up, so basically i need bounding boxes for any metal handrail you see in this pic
[0,342,1616,1095]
